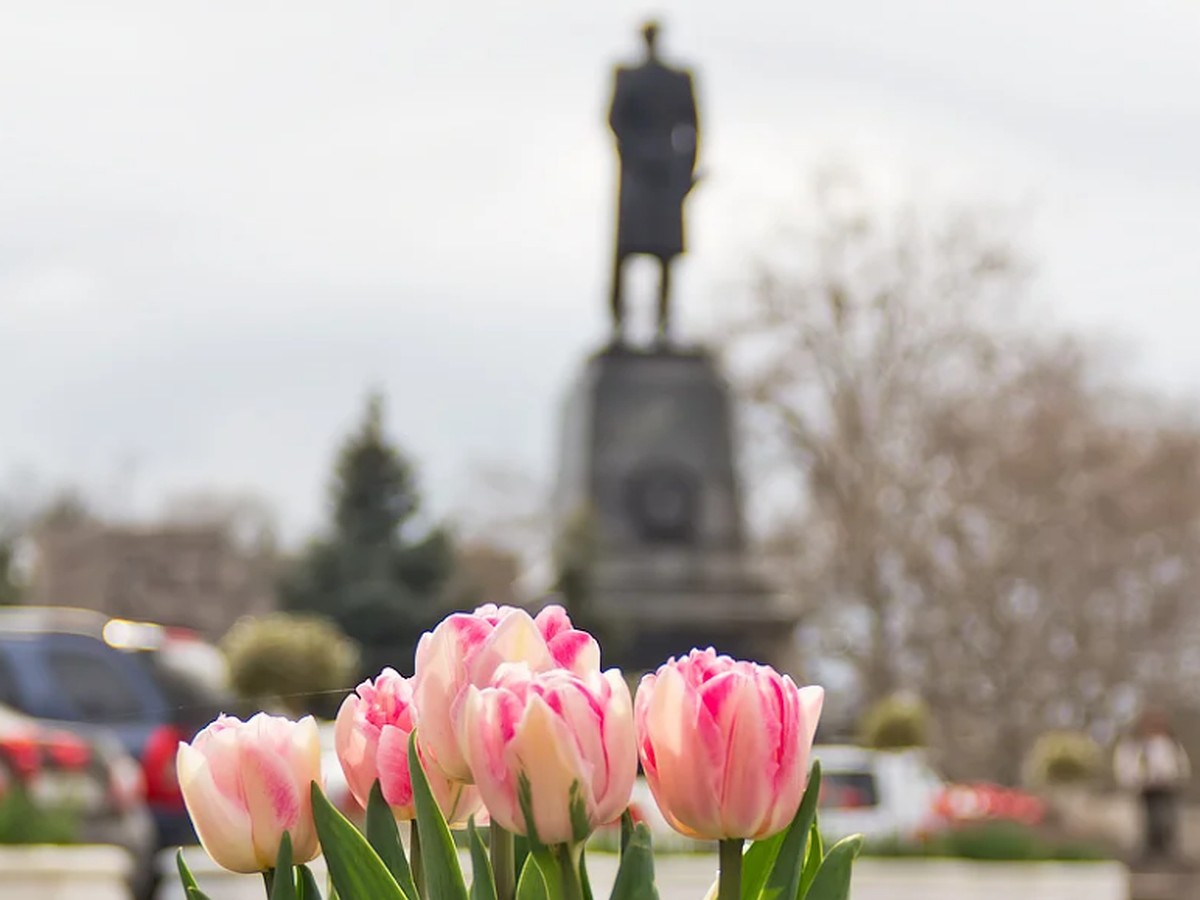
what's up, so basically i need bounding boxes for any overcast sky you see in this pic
[2,1,1198,544]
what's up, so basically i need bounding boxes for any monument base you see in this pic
[553,343,799,673]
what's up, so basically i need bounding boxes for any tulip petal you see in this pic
[759,676,806,837]
[413,626,476,782]
[177,742,258,874]
[798,685,825,752]
[376,725,415,815]
[595,670,637,825]
[471,610,556,685]
[533,604,573,640]
[240,725,305,868]
[547,674,607,799]
[717,678,775,837]
[285,716,322,863]
[335,694,379,810]
[460,687,521,833]
[643,664,723,838]
[196,720,246,804]
[510,694,593,844]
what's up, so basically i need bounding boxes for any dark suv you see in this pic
[0,607,243,851]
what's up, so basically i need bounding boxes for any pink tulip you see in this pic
[635,648,824,841]
[335,667,480,824]
[459,664,636,845]
[412,604,600,782]
[177,713,322,873]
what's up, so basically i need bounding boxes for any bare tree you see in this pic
[731,169,1025,699]
[730,169,1200,780]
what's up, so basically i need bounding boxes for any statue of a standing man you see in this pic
[608,21,700,345]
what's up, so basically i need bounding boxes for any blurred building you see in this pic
[24,519,276,640]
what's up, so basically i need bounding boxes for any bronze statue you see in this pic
[608,21,700,345]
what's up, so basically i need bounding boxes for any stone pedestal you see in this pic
[553,344,797,672]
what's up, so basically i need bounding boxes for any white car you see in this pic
[812,744,945,843]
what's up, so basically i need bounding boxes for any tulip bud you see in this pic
[635,648,824,840]
[460,664,637,845]
[335,667,480,824]
[412,604,600,782]
[177,713,322,873]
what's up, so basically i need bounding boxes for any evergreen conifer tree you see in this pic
[280,392,455,675]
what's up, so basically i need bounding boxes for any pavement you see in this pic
[1127,861,1200,900]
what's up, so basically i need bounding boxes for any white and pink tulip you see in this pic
[635,648,824,841]
[176,713,322,873]
[335,667,480,824]
[411,604,600,783]
[459,663,637,845]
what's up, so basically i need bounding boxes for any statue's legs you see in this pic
[656,255,671,343]
[610,252,626,344]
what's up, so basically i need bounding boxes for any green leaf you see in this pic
[516,772,543,849]
[469,818,498,900]
[176,850,214,900]
[310,781,409,900]
[803,834,862,900]
[527,846,565,900]
[608,822,659,900]
[513,834,531,884]
[741,830,786,900]
[578,844,594,900]
[366,780,420,900]
[555,844,586,900]
[408,732,470,900]
[269,833,297,900]
[567,781,591,845]
[515,856,549,900]
[762,761,823,900]
[798,822,823,900]
[619,810,634,859]
[513,771,564,899]
[297,865,324,900]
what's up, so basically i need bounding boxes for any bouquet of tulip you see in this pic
[175,605,860,900]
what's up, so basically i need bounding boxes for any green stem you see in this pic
[262,869,275,896]
[490,820,516,900]
[411,820,424,899]
[558,843,586,900]
[718,838,744,900]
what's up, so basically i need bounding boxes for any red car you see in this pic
[0,703,156,895]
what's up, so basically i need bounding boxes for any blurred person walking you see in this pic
[1115,709,1191,861]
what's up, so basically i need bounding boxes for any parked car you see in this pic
[813,744,946,843]
[0,607,247,855]
[0,702,156,895]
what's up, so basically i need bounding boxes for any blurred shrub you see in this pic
[221,613,359,719]
[0,788,78,844]
[859,694,930,750]
[863,820,1110,861]
[1025,730,1102,786]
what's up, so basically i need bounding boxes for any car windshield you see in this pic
[820,771,879,809]
[131,641,247,729]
